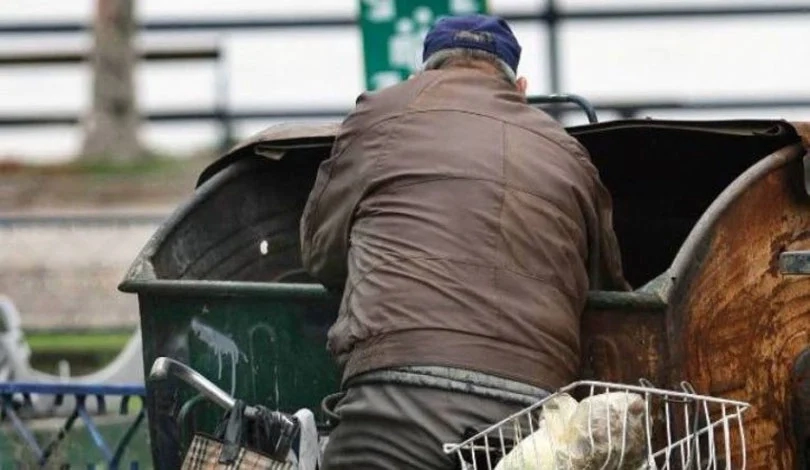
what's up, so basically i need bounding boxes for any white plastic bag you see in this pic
[563,392,648,469]
[493,394,577,470]
[494,392,647,470]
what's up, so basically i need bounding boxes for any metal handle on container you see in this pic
[527,94,599,124]
[779,251,810,275]
[149,357,257,418]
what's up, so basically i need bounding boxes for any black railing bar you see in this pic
[161,99,810,114]
[0,110,343,126]
[0,48,220,66]
[0,5,808,34]
[545,0,562,94]
[2,98,810,127]
[0,17,354,34]
[151,109,350,120]
[0,115,79,126]
[111,410,147,467]
[0,109,350,126]
[549,5,810,21]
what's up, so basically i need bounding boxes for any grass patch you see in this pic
[26,331,136,376]
[70,151,186,176]
[27,332,132,354]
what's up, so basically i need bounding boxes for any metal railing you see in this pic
[0,4,808,141]
[0,46,220,66]
[1,4,808,34]
[0,382,147,468]
[0,40,231,147]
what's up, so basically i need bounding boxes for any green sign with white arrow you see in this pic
[359,0,489,91]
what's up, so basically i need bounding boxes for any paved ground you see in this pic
[1,157,214,330]
[0,221,161,329]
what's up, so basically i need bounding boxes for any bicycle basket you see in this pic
[443,380,751,470]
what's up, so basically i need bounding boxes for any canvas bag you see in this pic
[181,400,296,470]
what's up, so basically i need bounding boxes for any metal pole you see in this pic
[214,36,233,153]
[546,0,561,95]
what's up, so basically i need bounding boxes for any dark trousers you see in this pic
[321,382,533,470]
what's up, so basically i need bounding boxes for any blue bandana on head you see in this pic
[422,14,522,74]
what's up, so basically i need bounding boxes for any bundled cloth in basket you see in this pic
[181,400,321,470]
[494,392,648,470]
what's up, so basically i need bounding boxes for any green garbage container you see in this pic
[119,123,342,469]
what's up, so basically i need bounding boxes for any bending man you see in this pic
[301,14,629,470]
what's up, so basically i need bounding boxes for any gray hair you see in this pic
[422,48,517,85]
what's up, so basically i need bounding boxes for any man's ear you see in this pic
[516,76,528,96]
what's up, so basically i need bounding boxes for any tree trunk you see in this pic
[81,0,141,162]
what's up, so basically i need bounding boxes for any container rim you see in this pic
[119,279,666,310]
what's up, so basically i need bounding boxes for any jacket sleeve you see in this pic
[590,170,632,291]
[578,153,632,292]
[299,96,376,290]
[300,159,348,289]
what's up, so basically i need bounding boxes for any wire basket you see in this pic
[443,380,751,470]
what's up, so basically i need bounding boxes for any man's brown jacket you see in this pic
[301,68,628,391]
